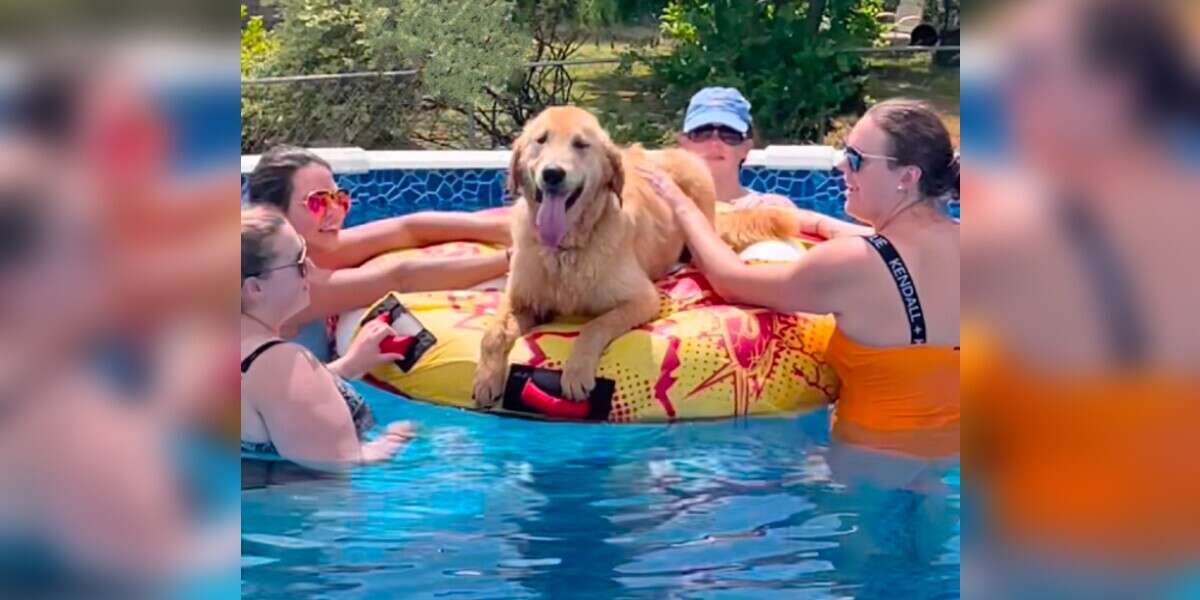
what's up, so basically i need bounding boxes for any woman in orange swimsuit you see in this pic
[962,1,1200,593]
[641,98,960,452]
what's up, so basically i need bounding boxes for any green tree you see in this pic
[241,0,526,151]
[467,0,588,146]
[513,0,669,26]
[648,0,884,143]
[240,5,275,77]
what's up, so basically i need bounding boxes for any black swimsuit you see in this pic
[239,340,376,460]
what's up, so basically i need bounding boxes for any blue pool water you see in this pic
[242,384,960,599]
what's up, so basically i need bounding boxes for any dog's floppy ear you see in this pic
[507,133,526,201]
[605,140,625,208]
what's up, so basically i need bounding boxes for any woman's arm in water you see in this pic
[640,166,859,315]
[245,343,413,471]
[322,211,511,270]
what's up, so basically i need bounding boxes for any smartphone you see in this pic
[360,293,437,372]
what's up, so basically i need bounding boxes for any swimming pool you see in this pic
[241,383,960,599]
[240,147,959,597]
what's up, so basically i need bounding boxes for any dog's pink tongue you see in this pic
[535,194,568,248]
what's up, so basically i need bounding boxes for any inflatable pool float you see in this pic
[334,215,840,422]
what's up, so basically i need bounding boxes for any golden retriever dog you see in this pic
[711,206,811,251]
[471,106,719,405]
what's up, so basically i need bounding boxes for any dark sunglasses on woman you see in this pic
[686,125,747,146]
[248,239,309,279]
[842,145,899,172]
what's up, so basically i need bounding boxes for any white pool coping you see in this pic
[240,145,840,174]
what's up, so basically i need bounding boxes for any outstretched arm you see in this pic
[321,211,511,270]
[640,166,856,315]
[286,252,510,329]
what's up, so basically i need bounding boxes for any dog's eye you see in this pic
[572,139,590,150]
[536,133,548,144]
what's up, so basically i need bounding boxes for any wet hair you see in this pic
[245,145,332,211]
[866,98,959,201]
[241,205,288,286]
[1077,0,1199,131]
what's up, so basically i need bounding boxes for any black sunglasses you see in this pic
[686,125,747,146]
[249,240,309,279]
[842,145,899,172]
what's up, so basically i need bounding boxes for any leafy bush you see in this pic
[240,0,887,151]
[590,53,678,146]
[647,0,884,143]
[513,0,669,26]
[464,0,588,147]
[241,0,527,152]
[240,5,275,77]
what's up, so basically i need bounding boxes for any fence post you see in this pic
[465,104,478,148]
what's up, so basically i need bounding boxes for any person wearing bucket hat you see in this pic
[677,87,777,206]
[678,87,872,237]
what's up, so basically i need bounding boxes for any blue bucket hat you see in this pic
[683,87,752,134]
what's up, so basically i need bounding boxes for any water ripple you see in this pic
[241,385,960,599]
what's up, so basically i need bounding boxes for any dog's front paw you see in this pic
[472,362,507,409]
[560,357,598,401]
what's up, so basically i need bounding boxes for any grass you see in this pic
[568,39,678,145]
[862,54,960,146]
[565,35,961,148]
[568,40,658,103]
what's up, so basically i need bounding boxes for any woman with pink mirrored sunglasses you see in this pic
[245,145,512,346]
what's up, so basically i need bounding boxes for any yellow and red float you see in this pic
[334,211,840,422]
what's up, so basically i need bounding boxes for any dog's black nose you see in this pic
[541,165,566,186]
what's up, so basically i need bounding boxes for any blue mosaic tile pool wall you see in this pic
[336,168,509,227]
[741,167,848,220]
[240,166,960,222]
[326,166,848,228]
